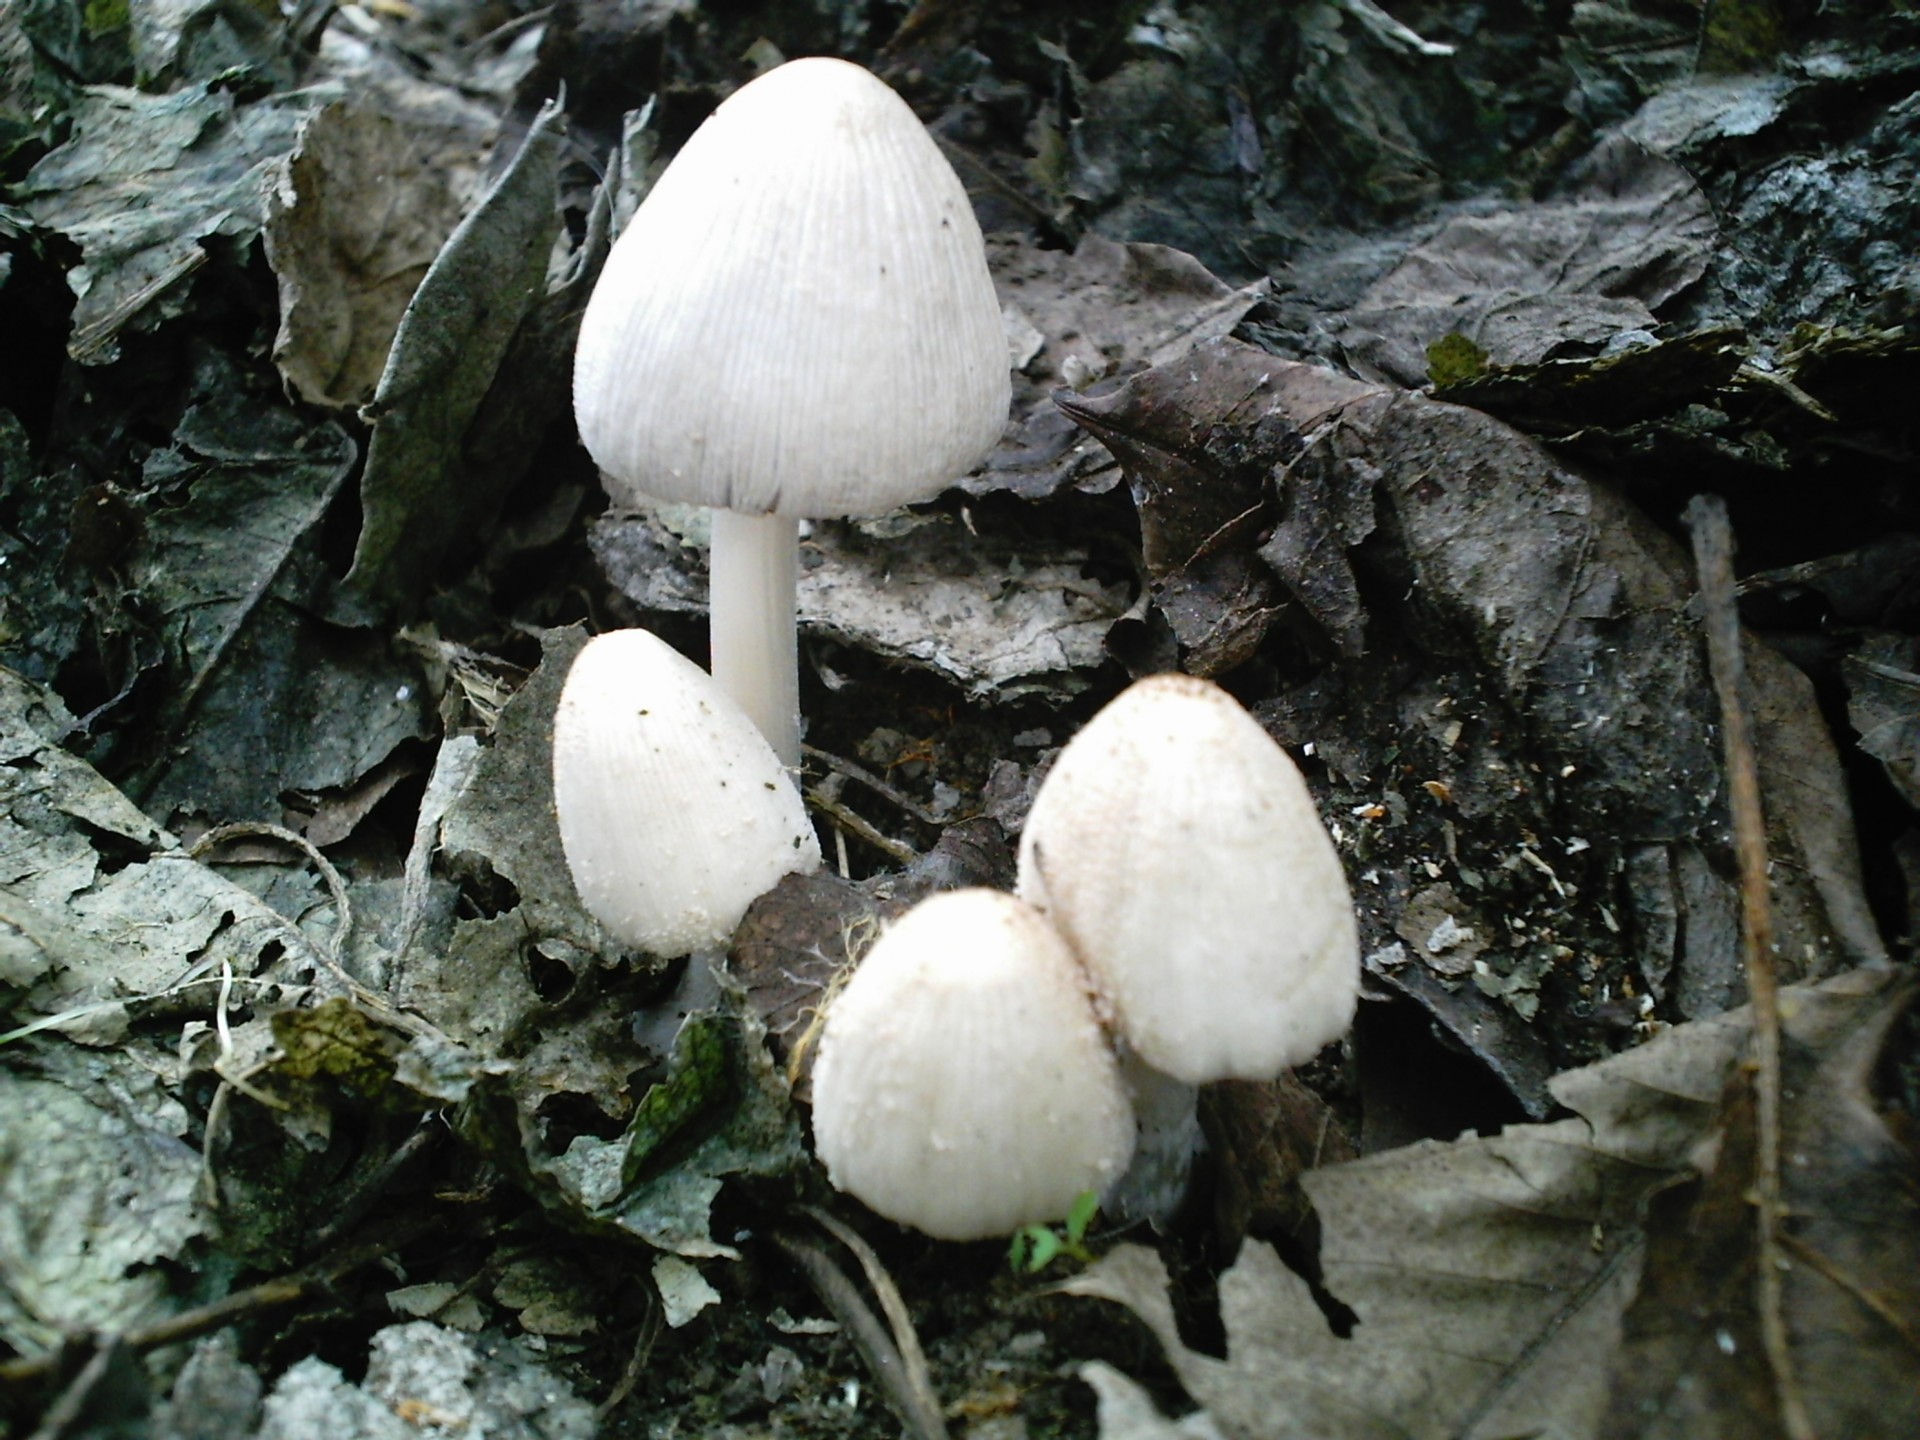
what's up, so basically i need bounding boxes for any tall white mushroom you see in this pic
[810,888,1137,1241]
[1015,674,1359,1085]
[552,629,820,957]
[573,58,1010,766]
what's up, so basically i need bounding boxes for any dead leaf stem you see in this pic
[1686,492,1815,1440]
[802,744,949,827]
[771,1210,949,1440]
[803,788,919,867]
[594,1292,663,1422]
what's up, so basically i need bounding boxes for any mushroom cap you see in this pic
[551,629,820,956]
[809,888,1137,1241]
[1015,674,1359,1084]
[573,57,1010,518]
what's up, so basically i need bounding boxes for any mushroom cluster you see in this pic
[809,674,1359,1239]
[555,57,1354,1242]
[552,57,1008,959]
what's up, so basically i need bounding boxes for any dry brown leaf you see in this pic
[1063,968,1915,1440]
[1603,976,1920,1440]
[265,93,493,409]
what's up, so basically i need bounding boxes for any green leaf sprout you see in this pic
[1008,1190,1100,1274]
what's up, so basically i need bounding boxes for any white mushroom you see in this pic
[1015,674,1359,1084]
[573,57,1010,765]
[551,629,820,957]
[809,888,1137,1241]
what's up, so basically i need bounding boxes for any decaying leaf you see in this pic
[1605,976,1920,1440]
[0,669,378,1356]
[433,625,598,956]
[339,97,568,617]
[594,507,1131,703]
[1844,635,1920,811]
[18,79,331,364]
[994,231,1271,393]
[1060,340,1370,672]
[1065,336,1882,1081]
[463,990,809,1259]
[1,667,337,1044]
[264,90,495,409]
[253,1320,594,1440]
[800,514,1129,700]
[1064,967,1917,1440]
[122,351,429,824]
[1200,1072,1358,1253]
[0,1043,206,1354]
[976,231,1270,503]
[1345,135,1716,388]
[390,626,813,1256]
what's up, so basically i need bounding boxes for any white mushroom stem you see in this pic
[708,508,801,769]
[1102,1045,1203,1228]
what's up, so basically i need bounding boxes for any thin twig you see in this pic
[197,1079,234,1212]
[770,1224,948,1440]
[309,1117,445,1251]
[186,823,441,1041]
[190,823,355,975]
[24,1337,125,1440]
[0,1213,444,1391]
[804,789,918,866]
[1779,1232,1920,1358]
[802,745,948,827]
[801,1206,940,1410]
[595,1295,663,1421]
[1686,493,1815,1440]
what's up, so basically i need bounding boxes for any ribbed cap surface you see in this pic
[1016,675,1360,1083]
[574,58,1010,517]
[810,889,1136,1240]
[551,629,820,955]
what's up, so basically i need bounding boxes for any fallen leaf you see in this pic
[1065,967,1915,1440]
[976,232,1270,503]
[0,1044,205,1354]
[18,81,327,364]
[1346,136,1715,388]
[120,349,427,825]
[594,507,1132,701]
[1603,976,1920,1440]
[339,98,568,617]
[265,92,494,409]
[253,1321,594,1440]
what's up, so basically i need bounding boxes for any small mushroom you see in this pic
[573,57,1010,765]
[1015,674,1359,1084]
[551,629,820,957]
[809,888,1137,1241]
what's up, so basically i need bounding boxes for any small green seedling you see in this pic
[1008,1190,1100,1274]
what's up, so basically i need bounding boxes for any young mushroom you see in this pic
[1015,674,1360,1085]
[809,888,1137,1241]
[573,57,1010,766]
[551,629,820,957]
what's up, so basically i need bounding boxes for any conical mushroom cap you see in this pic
[810,889,1137,1241]
[1016,675,1359,1084]
[551,629,820,955]
[574,57,1010,518]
